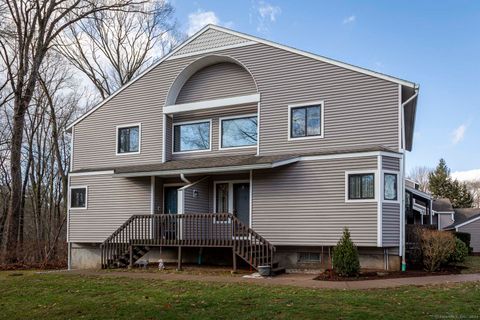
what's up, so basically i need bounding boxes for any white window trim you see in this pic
[69,186,88,210]
[172,119,212,154]
[218,113,258,151]
[345,170,378,203]
[383,170,400,204]
[115,123,142,156]
[287,100,325,141]
[164,93,260,114]
[213,180,250,225]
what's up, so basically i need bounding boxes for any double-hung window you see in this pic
[117,124,140,154]
[70,187,87,209]
[348,173,375,200]
[220,115,257,149]
[173,120,211,153]
[289,102,324,139]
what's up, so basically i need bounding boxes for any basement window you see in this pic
[298,252,321,263]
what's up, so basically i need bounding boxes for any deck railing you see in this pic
[101,213,275,270]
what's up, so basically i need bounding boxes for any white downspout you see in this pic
[400,85,419,272]
[180,173,191,184]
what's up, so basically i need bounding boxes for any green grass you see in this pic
[0,272,479,319]
[459,256,480,274]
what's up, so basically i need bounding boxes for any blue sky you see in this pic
[171,0,480,178]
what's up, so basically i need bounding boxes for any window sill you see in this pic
[116,151,141,156]
[288,135,324,141]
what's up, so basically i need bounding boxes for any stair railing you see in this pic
[101,213,275,270]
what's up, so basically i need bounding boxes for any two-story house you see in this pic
[66,25,419,272]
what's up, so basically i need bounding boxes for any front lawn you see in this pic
[459,255,480,274]
[0,271,479,319]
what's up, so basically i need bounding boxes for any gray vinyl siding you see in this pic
[165,116,173,161]
[382,202,400,246]
[68,175,150,243]
[183,178,210,213]
[438,213,454,229]
[382,156,400,171]
[72,57,184,171]
[252,157,378,246]
[172,28,251,57]
[176,62,257,104]
[73,33,400,171]
[172,104,257,159]
[220,44,400,154]
[457,219,480,253]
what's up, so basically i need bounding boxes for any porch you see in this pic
[101,154,300,273]
[101,213,277,273]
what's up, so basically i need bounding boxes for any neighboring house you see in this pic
[404,179,455,229]
[445,208,480,253]
[405,181,433,225]
[66,25,419,271]
[433,198,455,229]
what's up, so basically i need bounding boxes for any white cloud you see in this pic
[253,1,281,33]
[186,10,234,36]
[452,169,480,182]
[451,124,467,144]
[342,15,356,24]
[258,2,281,22]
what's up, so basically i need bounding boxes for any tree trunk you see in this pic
[1,98,27,263]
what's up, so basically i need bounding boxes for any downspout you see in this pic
[400,85,419,272]
[180,173,191,184]
[429,200,433,225]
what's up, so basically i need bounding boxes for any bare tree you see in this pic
[465,180,480,208]
[408,166,432,192]
[57,0,181,99]
[0,0,142,263]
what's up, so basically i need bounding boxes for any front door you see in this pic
[233,183,250,226]
[163,186,178,239]
[164,187,178,214]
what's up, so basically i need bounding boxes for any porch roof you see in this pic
[113,154,300,177]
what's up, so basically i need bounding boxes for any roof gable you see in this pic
[67,24,417,130]
[171,28,255,58]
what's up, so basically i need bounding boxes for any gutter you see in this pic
[401,85,419,151]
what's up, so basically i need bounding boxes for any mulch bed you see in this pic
[315,265,467,281]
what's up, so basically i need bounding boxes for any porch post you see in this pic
[232,248,237,273]
[177,246,182,271]
[129,245,133,269]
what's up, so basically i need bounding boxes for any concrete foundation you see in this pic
[71,243,102,269]
[275,246,401,272]
[70,242,401,271]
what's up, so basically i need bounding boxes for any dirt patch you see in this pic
[105,263,252,276]
[315,266,467,281]
[0,262,66,271]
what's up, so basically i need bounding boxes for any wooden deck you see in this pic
[101,213,276,272]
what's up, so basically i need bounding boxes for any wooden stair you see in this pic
[101,213,279,274]
[106,245,151,268]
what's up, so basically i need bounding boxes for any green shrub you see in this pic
[448,238,468,263]
[333,227,360,277]
[454,232,472,254]
[420,229,456,272]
